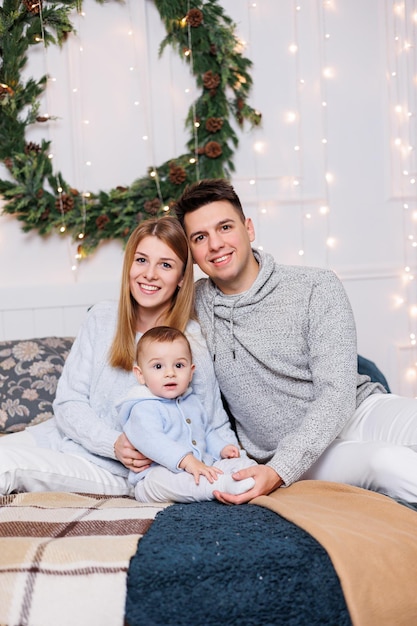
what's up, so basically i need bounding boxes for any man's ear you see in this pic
[133,364,146,385]
[245,217,256,242]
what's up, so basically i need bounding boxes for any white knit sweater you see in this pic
[28,301,233,477]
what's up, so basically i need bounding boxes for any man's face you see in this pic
[183,200,258,295]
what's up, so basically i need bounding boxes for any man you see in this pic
[174,178,417,505]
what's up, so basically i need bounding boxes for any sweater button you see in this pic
[192,440,197,445]
[186,418,191,424]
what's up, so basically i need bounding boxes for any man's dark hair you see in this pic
[174,178,246,227]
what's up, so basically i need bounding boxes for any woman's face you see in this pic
[129,235,184,320]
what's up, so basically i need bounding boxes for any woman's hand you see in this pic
[213,465,284,505]
[114,432,152,473]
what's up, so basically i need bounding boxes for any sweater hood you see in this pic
[196,249,279,360]
[118,384,193,426]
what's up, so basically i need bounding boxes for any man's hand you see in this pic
[213,464,284,505]
[114,432,152,473]
[179,453,223,485]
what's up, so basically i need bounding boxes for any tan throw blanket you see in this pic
[0,491,168,626]
[252,480,417,626]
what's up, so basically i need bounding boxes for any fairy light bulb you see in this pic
[406,367,417,380]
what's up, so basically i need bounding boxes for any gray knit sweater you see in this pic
[195,250,384,486]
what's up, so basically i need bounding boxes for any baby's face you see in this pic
[135,338,195,399]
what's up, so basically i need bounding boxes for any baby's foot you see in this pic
[214,474,255,495]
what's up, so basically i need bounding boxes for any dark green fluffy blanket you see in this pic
[125,501,351,626]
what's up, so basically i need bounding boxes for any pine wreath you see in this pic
[0,0,261,256]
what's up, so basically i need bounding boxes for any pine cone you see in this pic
[203,71,220,90]
[204,141,222,159]
[209,44,217,56]
[169,164,187,185]
[25,142,41,154]
[206,117,223,133]
[96,215,110,229]
[36,115,49,123]
[186,8,203,27]
[22,0,42,14]
[40,208,50,221]
[55,193,74,213]
[144,199,161,215]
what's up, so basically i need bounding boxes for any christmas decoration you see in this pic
[0,0,261,257]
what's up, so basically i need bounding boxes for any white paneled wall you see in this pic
[0,282,119,340]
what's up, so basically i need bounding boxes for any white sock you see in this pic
[213,474,255,495]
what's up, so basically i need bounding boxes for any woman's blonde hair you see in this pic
[109,216,195,371]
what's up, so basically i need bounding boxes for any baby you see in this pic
[118,326,256,503]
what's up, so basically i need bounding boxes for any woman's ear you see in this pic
[178,277,184,289]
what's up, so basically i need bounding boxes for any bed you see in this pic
[1,335,416,626]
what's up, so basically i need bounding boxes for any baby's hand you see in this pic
[220,444,240,459]
[179,453,223,485]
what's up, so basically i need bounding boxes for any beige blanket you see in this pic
[0,492,168,626]
[252,480,417,626]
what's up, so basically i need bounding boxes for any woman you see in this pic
[0,216,234,496]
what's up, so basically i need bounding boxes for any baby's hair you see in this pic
[136,326,192,364]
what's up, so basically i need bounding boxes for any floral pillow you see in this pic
[0,337,74,434]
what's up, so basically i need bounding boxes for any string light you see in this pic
[317,0,334,267]
[386,0,417,394]
[35,4,84,277]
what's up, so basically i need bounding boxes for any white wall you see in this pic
[1,0,416,396]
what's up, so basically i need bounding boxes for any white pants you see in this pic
[0,429,133,496]
[135,455,257,503]
[302,393,417,501]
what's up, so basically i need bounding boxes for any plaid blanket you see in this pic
[0,491,168,626]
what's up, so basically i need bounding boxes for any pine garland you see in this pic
[0,0,261,256]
